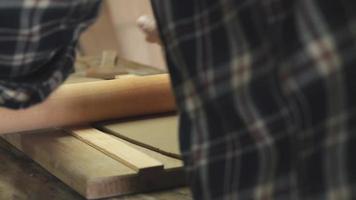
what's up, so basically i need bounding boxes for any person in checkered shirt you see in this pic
[3,1,356,199]
[0,1,101,109]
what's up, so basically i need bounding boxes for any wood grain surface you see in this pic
[0,138,191,200]
[70,128,163,173]
[1,128,185,199]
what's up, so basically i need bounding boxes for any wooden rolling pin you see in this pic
[0,74,176,134]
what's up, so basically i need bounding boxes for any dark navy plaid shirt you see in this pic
[0,0,101,109]
[151,0,356,199]
[3,0,356,200]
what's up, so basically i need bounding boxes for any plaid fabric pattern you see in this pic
[0,0,101,109]
[152,0,356,199]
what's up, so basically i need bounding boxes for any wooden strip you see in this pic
[70,128,163,173]
[0,74,176,134]
[1,129,185,199]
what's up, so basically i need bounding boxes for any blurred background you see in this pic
[79,0,166,70]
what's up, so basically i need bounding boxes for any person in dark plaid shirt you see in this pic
[151,1,356,199]
[3,0,356,199]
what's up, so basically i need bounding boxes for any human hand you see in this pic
[137,15,161,45]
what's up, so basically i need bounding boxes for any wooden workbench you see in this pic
[0,139,192,200]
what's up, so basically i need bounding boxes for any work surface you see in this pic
[0,139,192,200]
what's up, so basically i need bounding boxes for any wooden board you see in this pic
[0,138,84,200]
[0,136,190,199]
[1,129,185,199]
[70,128,163,173]
[98,114,181,158]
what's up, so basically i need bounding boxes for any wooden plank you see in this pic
[1,129,185,199]
[2,130,135,199]
[0,139,84,200]
[98,114,181,158]
[70,128,163,173]
[0,138,190,200]
[114,130,183,170]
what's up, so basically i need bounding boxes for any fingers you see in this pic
[137,15,161,45]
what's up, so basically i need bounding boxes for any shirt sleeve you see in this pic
[0,0,102,109]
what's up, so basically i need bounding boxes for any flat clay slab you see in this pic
[98,114,180,158]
